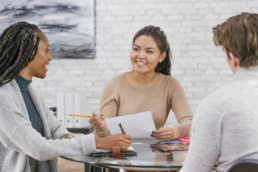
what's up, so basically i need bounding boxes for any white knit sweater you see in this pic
[180,66,258,172]
[0,80,96,172]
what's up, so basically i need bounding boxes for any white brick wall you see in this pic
[33,0,257,126]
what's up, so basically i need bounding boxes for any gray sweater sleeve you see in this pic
[0,94,96,161]
[180,95,222,172]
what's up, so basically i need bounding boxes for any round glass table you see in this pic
[61,138,188,172]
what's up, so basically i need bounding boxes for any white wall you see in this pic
[33,0,258,126]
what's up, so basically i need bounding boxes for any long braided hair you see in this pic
[132,25,173,75]
[0,22,41,87]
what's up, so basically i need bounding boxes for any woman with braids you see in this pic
[90,26,193,141]
[0,22,131,172]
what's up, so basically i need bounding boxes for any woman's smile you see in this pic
[45,62,49,72]
[136,61,147,66]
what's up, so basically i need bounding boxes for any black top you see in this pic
[15,75,43,134]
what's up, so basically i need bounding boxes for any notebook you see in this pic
[91,146,137,157]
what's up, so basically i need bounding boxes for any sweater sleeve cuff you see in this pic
[172,126,180,139]
[81,133,96,155]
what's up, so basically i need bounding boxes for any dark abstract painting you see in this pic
[0,0,95,59]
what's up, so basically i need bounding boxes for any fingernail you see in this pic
[152,131,154,133]
[151,134,153,137]
[101,114,103,116]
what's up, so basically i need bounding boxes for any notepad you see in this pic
[94,146,134,153]
[105,111,156,138]
[92,146,136,157]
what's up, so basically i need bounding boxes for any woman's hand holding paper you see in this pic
[89,112,105,131]
[152,127,174,141]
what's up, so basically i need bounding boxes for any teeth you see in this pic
[46,65,49,68]
[137,62,146,65]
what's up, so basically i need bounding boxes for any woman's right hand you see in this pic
[95,133,132,150]
[89,112,105,131]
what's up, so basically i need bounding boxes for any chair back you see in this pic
[228,159,258,172]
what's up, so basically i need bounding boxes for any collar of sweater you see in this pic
[235,66,258,80]
[14,75,32,91]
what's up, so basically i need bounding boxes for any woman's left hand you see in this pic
[184,124,191,146]
[152,127,174,141]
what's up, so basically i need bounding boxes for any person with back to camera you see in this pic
[0,22,132,172]
[89,25,193,141]
[180,12,258,172]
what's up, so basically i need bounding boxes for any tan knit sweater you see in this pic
[95,73,193,139]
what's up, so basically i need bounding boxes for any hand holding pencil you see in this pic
[88,112,106,131]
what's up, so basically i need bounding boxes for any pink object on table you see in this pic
[178,137,190,142]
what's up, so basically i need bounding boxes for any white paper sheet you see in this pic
[105,111,156,138]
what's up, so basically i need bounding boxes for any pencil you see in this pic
[69,114,106,119]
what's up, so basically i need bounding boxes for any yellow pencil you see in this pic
[69,114,106,119]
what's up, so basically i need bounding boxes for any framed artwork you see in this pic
[0,0,95,59]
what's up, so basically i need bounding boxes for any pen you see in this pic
[119,123,126,134]
[69,114,106,119]
[161,141,182,144]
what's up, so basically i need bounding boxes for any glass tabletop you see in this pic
[61,138,188,169]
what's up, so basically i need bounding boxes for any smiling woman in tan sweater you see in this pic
[90,26,193,141]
